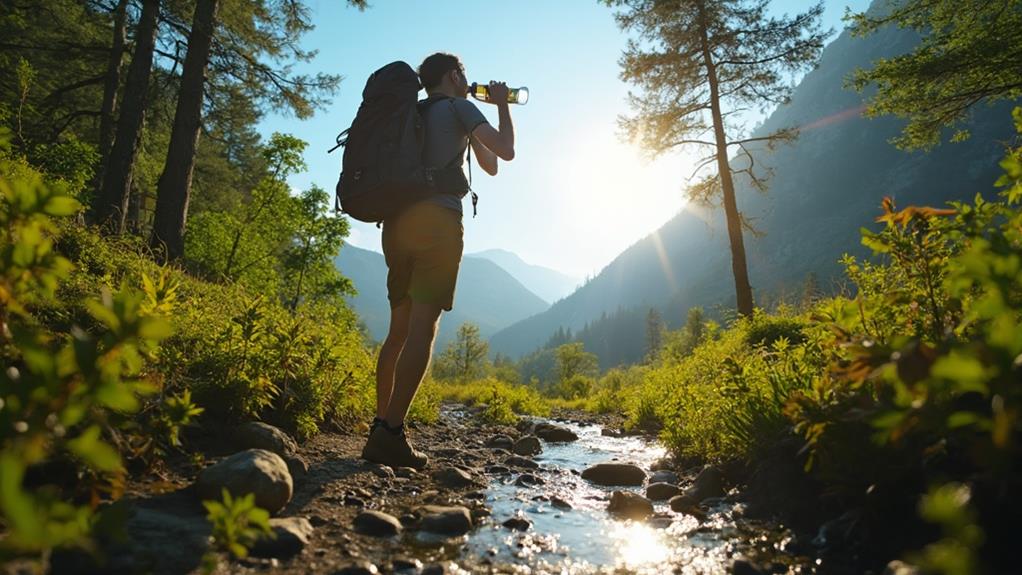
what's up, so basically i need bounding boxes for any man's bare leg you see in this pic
[375,299,412,419]
[384,301,442,428]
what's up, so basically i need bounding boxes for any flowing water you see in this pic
[443,414,810,574]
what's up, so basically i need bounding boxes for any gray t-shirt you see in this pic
[420,95,488,215]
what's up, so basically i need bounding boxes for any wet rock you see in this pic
[601,428,623,437]
[650,470,679,484]
[668,494,706,520]
[646,482,680,501]
[485,465,511,475]
[353,510,403,537]
[391,557,423,573]
[692,465,725,499]
[581,463,646,486]
[196,449,293,514]
[607,490,654,520]
[251,517,313,558]
[333,560,379,575]
[504,455,539,469]
[485,434,514,450]
[550,495,572,510]
[512,435,542,456]
[502,516,532,531]
[232,422,298,457]
[432,466,475,489]
[418,505,473,536]
[394,466,418,479]
[514,473,544,486]
[534,422,579,442]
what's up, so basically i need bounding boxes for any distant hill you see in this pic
[469,249,580,304]
[334,245,549,348]
[490,12,1018,365]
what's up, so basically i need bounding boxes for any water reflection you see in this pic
[610,522,671,569]
[456,417,802,574]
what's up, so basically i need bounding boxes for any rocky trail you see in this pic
[51,406,829,575]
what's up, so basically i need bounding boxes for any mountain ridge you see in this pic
[489,18,1017,364]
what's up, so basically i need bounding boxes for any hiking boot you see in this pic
[361,424,428,470]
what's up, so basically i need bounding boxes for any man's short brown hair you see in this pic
[418,52,463,91]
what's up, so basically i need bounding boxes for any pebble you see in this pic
[432,466,476,489]
[353,510,403,537]
[502,516,532,531]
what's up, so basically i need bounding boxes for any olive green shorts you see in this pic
[382,201,464,311]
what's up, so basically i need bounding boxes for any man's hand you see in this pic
[485,81,509,105]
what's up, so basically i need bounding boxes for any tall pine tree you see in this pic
[608,0,827,316]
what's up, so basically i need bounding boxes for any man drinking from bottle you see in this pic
[361,52,517,469]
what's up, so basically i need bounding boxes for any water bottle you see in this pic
[469,82,529,105]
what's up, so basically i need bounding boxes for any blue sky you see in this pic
[260,0,872,278]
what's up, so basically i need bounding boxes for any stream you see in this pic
[429,411,812,574]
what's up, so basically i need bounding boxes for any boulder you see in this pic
[645,482,680,501]
[534,423,579,443]
[650,470,679,484]
[484,435,514,450]
[607,491,654,520]
[285,455,309,483]
[196,449,292,514]
[250,517,312,558]
[353,510,403,537]
[431,467,476,489]
[692,465,725,499]
[512,436,542,456]
[600,428,623,437]
[418,505,473,536]
[581,463,646,486]
[231,422,298,457]
[504,455,539,469]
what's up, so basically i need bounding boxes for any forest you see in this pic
[1,0,1020,574]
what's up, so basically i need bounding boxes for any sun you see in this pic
[552,130,693,271]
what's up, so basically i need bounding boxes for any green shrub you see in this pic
[202,488,272,563]
[0,144,171,557]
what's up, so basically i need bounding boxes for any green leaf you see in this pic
[67,425,122,472]
[42,195,80,216]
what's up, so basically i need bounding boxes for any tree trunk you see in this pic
[698,4,755,317]
[150,0,220,261]
[94,0,129,195]
[92,0,159,232]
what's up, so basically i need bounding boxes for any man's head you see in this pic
[418,52,468,98]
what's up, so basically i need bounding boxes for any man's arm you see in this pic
[470,134,499,176]
[471,82,515,162]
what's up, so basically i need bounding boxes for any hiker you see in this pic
[361,53,516,469]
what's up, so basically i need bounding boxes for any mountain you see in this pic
[334,245,549,348]
[469,249,580,304]
[490,13,1018,364]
